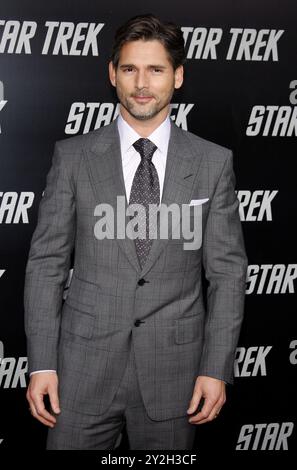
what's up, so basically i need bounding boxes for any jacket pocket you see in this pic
[64,274,97,315]
[61,302,95,339]
[174,313,204,344]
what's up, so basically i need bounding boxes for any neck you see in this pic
[119,105,169,137]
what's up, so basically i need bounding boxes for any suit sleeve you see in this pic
[199,150,248,384]
[24,142,76,374]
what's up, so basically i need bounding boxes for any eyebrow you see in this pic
[119,64,167,70]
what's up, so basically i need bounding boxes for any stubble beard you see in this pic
[117,86,174,121]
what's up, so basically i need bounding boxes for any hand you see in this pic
[26,372,61,428]
[187,375,226,424]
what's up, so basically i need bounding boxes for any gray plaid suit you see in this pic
[24,115,248,448]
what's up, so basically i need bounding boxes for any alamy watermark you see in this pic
[93,196,206,250]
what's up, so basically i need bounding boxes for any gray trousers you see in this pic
[46,342,196,450]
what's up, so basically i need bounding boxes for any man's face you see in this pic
[109,39,183,121]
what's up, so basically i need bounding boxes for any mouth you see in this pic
[133,95,153,103]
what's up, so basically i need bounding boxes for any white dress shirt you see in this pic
[30,110,171,376]
[117,110,171,203]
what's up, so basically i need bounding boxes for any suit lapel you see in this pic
[85,118,141,273]
[139,121,204,277]
[85,116,204,276]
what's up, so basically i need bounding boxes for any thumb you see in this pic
[49,385,60,414]
[187,388,202,414]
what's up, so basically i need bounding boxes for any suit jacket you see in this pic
[24,116,248,421]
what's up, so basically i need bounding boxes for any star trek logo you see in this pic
[234,346,272,377]
[0,192,35,223]
[246,264,297,294]
[0,20,104,55]
[0,81,7,134]
[0,341,28,389]
[246,80,297,136]
[236,190,278,221]
[65,102,194,134]
[236,422,294,450]
[182,27,284,61]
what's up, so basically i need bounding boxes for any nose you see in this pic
[135,69,149,90]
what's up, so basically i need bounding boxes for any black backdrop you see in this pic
[0,0,296,453]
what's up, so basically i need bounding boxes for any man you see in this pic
[24,13,248,450]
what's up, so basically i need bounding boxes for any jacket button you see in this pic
[137,278,146,286]
[134,319,145,327]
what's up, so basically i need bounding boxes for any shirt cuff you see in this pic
[30,370,57,376]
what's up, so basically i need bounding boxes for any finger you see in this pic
[33,393,57,424]
[48,385,61,414]
[188,396,219,424]
[196,406,222,425]
[187,389,202,414]
[28,399,55,428]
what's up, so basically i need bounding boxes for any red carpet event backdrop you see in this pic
[0,0,296,452]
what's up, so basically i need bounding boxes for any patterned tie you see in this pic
[129,138,160,269]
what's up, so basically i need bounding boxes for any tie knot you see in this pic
[133,138,157,161]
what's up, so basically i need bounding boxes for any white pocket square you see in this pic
[189,198,209,206]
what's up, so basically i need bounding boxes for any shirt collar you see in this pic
[117,109,171,154]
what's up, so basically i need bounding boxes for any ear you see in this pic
[109,61,116,87]
[174,65,184,89]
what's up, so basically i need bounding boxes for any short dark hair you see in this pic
[110,13,186,71]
